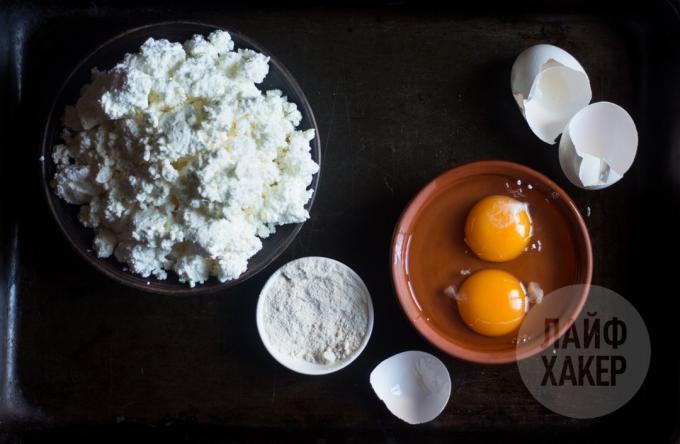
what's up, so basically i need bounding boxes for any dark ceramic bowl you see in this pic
[40,22,321,294]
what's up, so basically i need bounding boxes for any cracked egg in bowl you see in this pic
[391,161,592,364]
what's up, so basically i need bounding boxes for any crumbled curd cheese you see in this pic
[52,31,319,286]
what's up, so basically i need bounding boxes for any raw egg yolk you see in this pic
[456,269,526,337]
[464,195,532,262]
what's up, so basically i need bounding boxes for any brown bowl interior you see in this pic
[391,161,592,364]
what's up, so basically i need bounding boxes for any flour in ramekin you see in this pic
[260,257,370,365]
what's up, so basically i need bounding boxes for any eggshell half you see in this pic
[511,44,592,144]
[369,351,452,424]
[558,101,638,189]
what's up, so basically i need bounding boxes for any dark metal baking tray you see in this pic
[1,1,679,442]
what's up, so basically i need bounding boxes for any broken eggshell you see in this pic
[369,351,451,425]
[511,44,592,144]
[559,101,638,189]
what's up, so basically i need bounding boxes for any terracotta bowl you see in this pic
[391,161,592,364]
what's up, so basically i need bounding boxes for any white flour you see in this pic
[260,257,370,365]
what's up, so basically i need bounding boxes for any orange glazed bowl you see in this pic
[391,161,592,364]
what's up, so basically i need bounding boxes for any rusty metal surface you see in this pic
[1,1,678,442]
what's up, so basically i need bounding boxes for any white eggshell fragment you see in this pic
[558,101,638,189]
[511,44,592,144]
[369,351,451,425]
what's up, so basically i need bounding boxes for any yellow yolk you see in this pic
[456,269,526,337]
[464,195,532,262]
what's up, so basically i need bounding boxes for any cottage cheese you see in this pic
[51,31,319,286]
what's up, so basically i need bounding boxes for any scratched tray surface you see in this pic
[1,2,679,442]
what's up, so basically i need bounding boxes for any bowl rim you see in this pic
[390,160,593,364]
[40,20,321,295]
[255,256,374,375]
